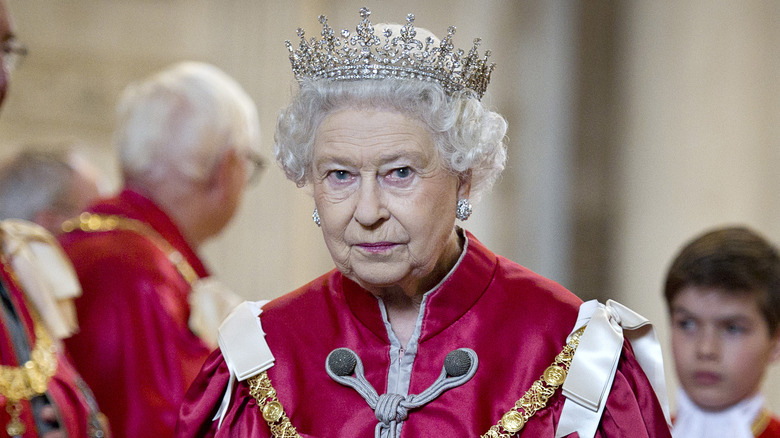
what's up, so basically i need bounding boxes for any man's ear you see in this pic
[457,169,472,200]
[210,148,241,197]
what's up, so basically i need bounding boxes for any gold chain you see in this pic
[481,327,584,438]
[62,212,199,285]
[0,322,57,401]
[244,328,583,438]
[248,372,301,438]
[0,257,59,437]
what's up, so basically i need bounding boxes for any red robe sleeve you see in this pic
[176,350,272,438]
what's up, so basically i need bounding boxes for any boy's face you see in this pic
[670,286,780,411]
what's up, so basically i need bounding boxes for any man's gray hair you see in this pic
[115,62,260,187]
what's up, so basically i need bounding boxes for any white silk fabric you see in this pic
[0,219,82,340]
[214,300,274,428]
[672,389,762,438]
[555,299,671,438]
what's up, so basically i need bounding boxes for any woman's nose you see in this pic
[353,177,389,227]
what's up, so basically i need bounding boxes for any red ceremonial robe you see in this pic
[0,258,104,437]
[177,232,671,437]
[60,189,212,438]
[757,412,780,438]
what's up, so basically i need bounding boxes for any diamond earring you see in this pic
[456,199,472,221]
[312,208,321,227]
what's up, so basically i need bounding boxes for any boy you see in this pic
[664,225,780,437]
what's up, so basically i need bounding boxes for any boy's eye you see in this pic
[724,323,746,335]
[675,318,695,331]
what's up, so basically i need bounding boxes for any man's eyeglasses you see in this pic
[243,149,267,186]
[2,38,28,73]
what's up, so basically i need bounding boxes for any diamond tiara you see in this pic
[285,7,496,99]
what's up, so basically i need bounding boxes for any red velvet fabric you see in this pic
[758,414,780,438]
[60,189,211,438]
[177,232,671,437]
[0,258,101,437]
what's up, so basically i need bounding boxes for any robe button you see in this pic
[262,401,284,423]
[543,364,566,387]
[501,410,525,433]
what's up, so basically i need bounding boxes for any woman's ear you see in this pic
[457,170,472,200]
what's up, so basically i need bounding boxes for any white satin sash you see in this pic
[213,300,274,428]
[555,299,671,438]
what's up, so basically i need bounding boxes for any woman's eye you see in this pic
[330,170,350,180]
[392,167,412,178]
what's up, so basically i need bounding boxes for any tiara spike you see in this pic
[285,8,495,99]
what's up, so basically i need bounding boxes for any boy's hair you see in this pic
[664,225,780,335]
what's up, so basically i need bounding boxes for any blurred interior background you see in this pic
[2,0,778,412]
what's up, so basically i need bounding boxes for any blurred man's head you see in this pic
[114,62,261,245]
[0,147,103,234]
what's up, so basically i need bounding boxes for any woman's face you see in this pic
[312,108,469,296]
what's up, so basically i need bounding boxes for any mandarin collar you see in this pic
[341,230,497,343]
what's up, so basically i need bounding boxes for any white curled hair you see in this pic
[274,78,507,201]
[115,62,260,187]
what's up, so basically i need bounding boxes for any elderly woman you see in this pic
[178,9,671,438]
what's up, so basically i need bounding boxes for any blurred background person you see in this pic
[0,1,110,436]
[663,226,780,438]
[57,61,261,438]
[0,146,103,234]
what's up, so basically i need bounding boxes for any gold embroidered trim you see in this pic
[481,327,585,438]
[752,408,772,436]
[248,371,301,438]
[0,255,59,436]
[243,328,583,438]
[62,212,199,285]
[0,321,57,401]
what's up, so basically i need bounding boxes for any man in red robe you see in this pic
[58,62,261,438]
[1,2,109,436]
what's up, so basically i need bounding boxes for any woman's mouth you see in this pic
[356,242,397,253]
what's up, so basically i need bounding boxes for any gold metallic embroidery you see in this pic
[243,328,583,438]
[481,327,584,438]
[752,408,772,436]
[0,304,58,437]
[62,213,199,286]
[248,372,301,438]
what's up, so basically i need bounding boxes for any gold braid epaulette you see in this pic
[247,372,300,438]
[244,327,585,438]
[481,326,585,437]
